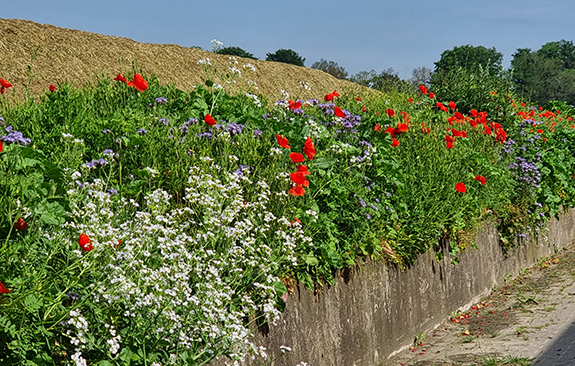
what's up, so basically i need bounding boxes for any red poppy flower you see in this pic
[78,233,93,252]
[449,101,456,110]
[436,102,448,112]
[429,92,435,99]
[114,73,127,84]
[289,152,305,163]
[13,218,28,231]
[362,106,367,112]
[324,90,340,101]
[455,182,466,193]
[204,114,216,126]
[446,141,454,149]
[397,123,408,133]
[408,98,414,103]
[127,73,148,92]
[385,108,395,117]
[276,134,291,149]
[385,126,397,138]
[289,185,305,196]
[474,175,486,185]
[303,137,315,159]
[419,85,428,95]
[537,129,543,134]
[290,172,309,187]
[374,124,381,132]
[0,78,12,88]
[288,100,302,110]
[0,281,9,294]
[0,140,3,153]
[356,97,361,101]
[420,123,430,134]
[391,138,400,147]
[297,165,311,175]
[451,129,467,138]
[496,128,507,143]
[49,84,57,92]
[334,106,346,118]
[444,135,454,143]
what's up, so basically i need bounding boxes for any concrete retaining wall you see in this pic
[213,209,575,366]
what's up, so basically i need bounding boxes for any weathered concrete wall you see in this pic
[212,209,575,366]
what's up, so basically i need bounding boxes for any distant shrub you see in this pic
[311,59,348,79]
[265,49,305,66]
[215,46,257,60]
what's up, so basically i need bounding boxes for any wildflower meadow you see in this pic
[1,57,575,366]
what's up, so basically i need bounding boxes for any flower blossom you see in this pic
[127,73,148,92]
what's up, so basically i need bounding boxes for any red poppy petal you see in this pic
[455,182,466,193]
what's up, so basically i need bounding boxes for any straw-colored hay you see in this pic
[0,18,377,102]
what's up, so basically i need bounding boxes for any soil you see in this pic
[0,18,373,103]
[383,242,575,366]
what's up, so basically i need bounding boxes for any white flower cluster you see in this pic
[67,309,89,349]
[243,63,256,73]
[58,163,310,363]
[304,118,328,140]
[105,323,121,355]
[197,57,212,66]
[246,93,262,108]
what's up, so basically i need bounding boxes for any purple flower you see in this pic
[138,128,148,135]
[226,122,244,136]
[197,131,213,139]
[155,97,168,105]
[160,118,170,126]
[107,188,118,195]
[253,129,263,138]
[1,126,32,146]
[102,129,111,134]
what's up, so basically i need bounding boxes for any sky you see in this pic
[2,0,574,79]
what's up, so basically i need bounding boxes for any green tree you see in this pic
[538,39,575,69]
[350,68,410,93]
[311,58,348,79]
[265,49,305,66]
[215,46,258,60]
[434,45,503,75]
[511,41,575,105]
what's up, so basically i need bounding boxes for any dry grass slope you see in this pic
[0,18,375,103]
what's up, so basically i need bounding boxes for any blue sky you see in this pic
[2,0,574,79]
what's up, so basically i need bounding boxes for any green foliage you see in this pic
[311,59,348,79]
[350,68,411,93]
[265,48,305,66]
[538,39,575,69]
[511,40,575,106]
[0,143,68,241]
[215,46,257,60]
[2,65,575,364]
[434,44,503,75]
[430,66,517,124]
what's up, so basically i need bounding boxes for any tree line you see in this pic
[202,39,575,108]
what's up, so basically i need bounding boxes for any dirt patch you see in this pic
[384,242,575,366]
[0,18,375,103]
